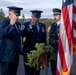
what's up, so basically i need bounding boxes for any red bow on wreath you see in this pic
[40,54,47,68]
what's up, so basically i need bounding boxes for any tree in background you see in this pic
[43,19,54,31]
[0,8,5,21]
[43,19,54,44]
[22,13,25,22]
[19,13,26,24]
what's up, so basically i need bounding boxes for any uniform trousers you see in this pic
[50,59,57,75]
[0,61,18,75]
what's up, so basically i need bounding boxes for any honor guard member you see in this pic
[0,6,23,75]
[21,10,46,75]
[49,8,61,75]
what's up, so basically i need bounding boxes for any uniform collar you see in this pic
[56,20,61,26]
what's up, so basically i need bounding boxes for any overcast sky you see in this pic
[0,0,62,18]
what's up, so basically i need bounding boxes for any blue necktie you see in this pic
[57,24,60,33]
[56,24,60,34]
[32,25,38,33]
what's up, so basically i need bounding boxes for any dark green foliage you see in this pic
[0,8,5,21]
[26,43,54,70]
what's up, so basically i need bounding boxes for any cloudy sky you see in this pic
[0,0,62,18]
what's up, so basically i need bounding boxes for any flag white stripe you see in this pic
[73,13,76,22]
[73,29,76,38]
[68,4,73,29]
[57,4,72,74]
[60,15,71,71]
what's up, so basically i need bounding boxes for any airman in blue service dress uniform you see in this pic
[21,10,46,75]
[49,8,61,75]
[0,6,23,75]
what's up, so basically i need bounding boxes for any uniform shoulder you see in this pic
[0,18,10,26]
[51,22,57,27]
[51,22,56,25]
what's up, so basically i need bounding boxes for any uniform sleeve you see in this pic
[0,22,14,38]
[20,22,33,37]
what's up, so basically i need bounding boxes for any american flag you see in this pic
[73,0,76,54]
[56,0,74,75]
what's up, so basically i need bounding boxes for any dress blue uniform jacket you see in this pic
[21,21,46,57]
[0,17,21,62]
[49,22,59,58]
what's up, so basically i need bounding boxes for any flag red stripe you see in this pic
[56,67,60,75]
[73,5,76,14]
[73,4,76,52]
[58,36,68,72]
[62,6,72,50]
[73,36,76,45]
[73,20,76,29]
[57,1,73,75]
